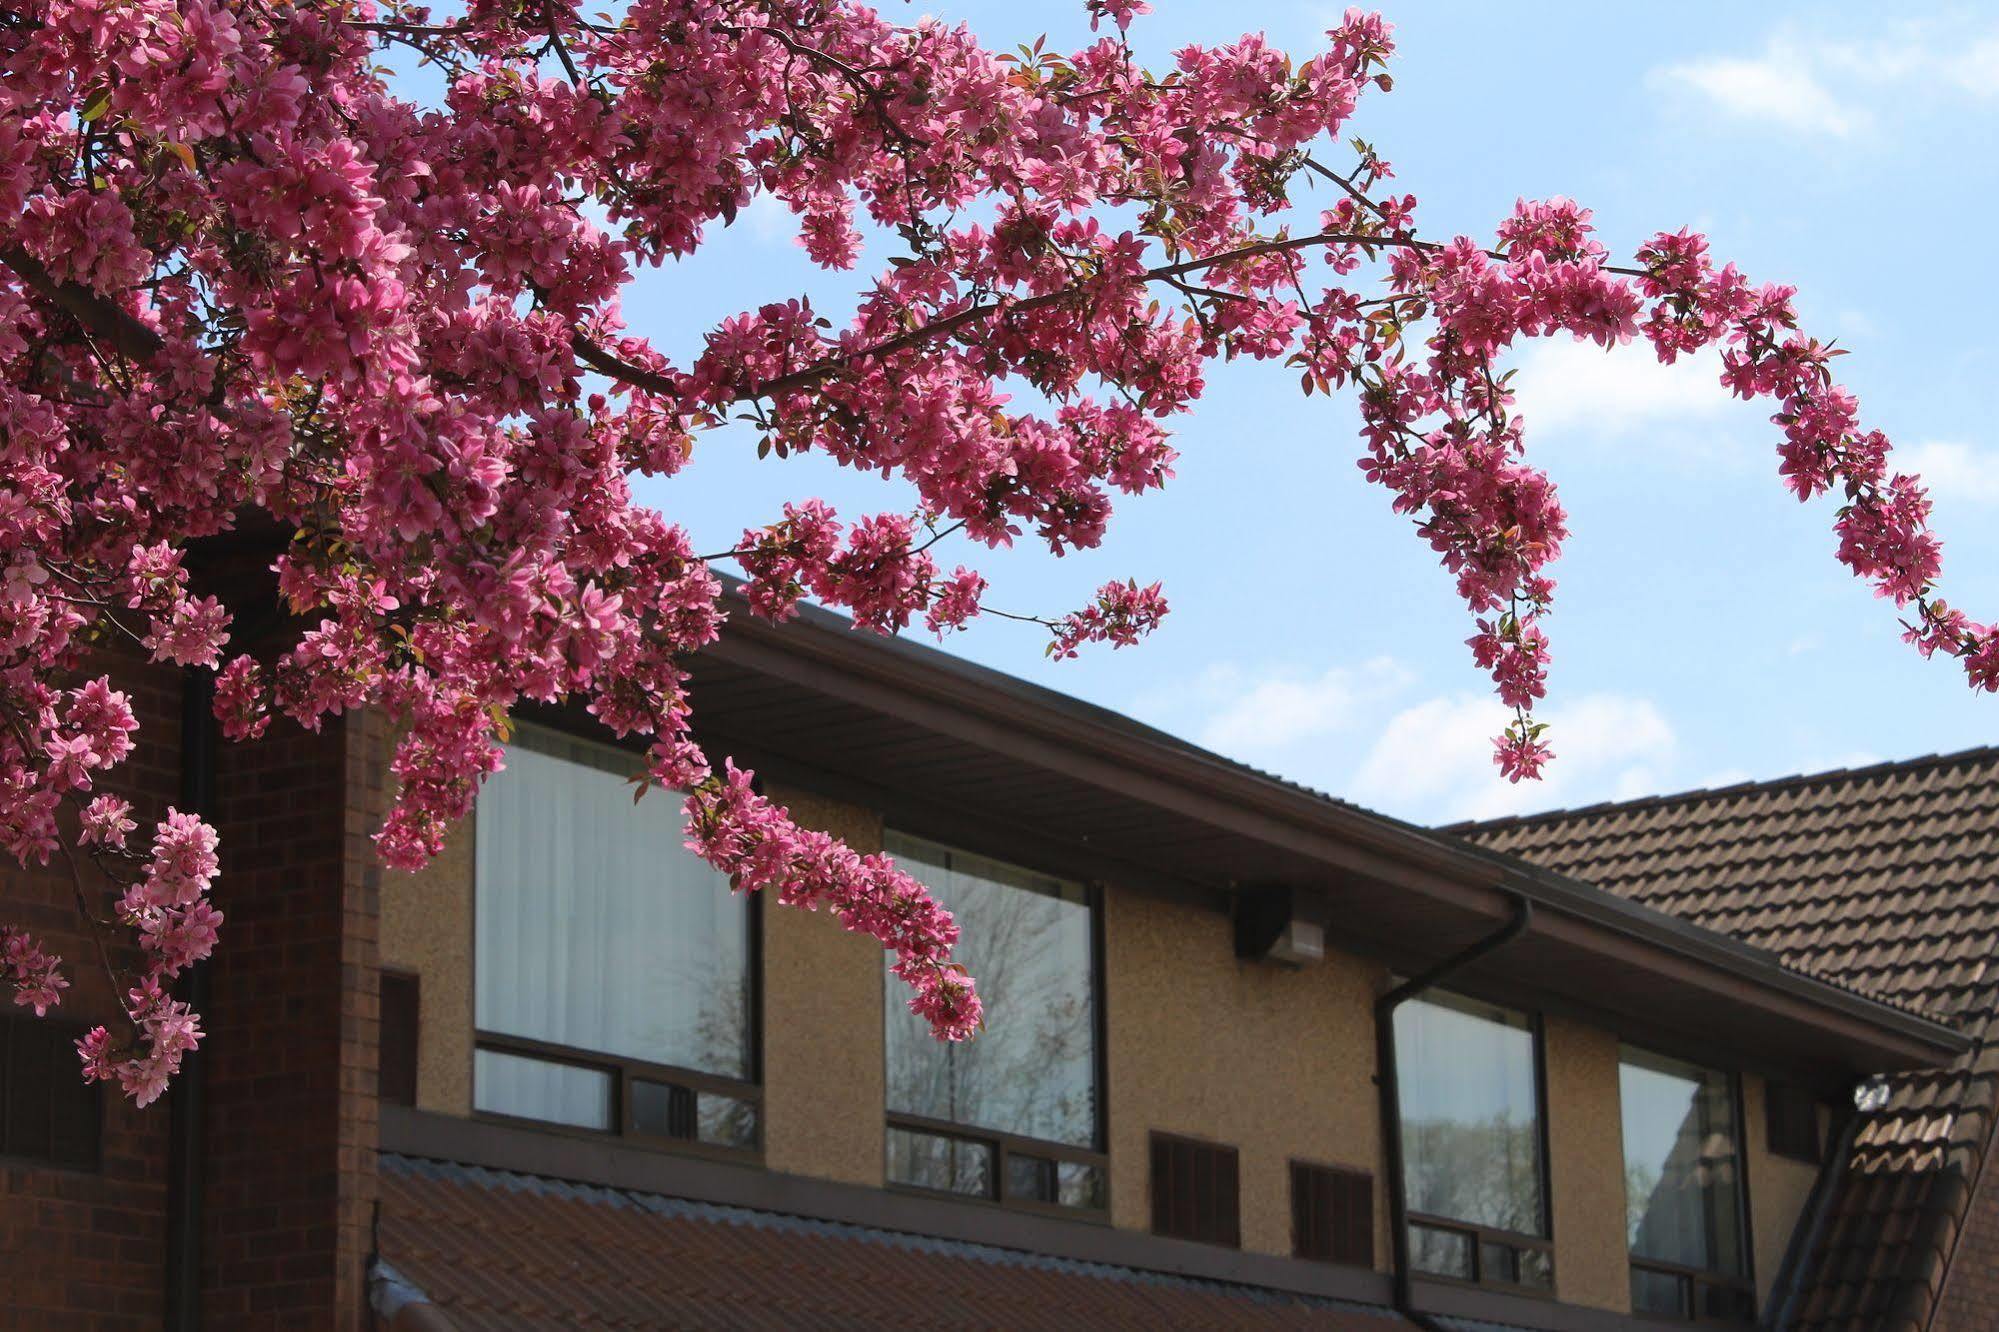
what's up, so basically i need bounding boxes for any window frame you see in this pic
[468,719,765,1162]
[1394,992,1557,1299]
[879,830,1110,1219]
[1618,1045,1757,1324]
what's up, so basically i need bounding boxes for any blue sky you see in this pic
[623,1,1999,824]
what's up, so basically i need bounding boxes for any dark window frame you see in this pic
[880,832,1109,1217]
[1405,1211,1556,1297]
[468,717,767,1163]
[472,1026,764,1162]
[1620,1047,1757,1325]
[1150,1131,1242,1248]
[1395,992,1558,1298]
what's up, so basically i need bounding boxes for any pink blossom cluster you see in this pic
[2,0,1992,1105]
[684,765,980,1039]
[2,925,66,1015]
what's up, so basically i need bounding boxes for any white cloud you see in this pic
[1650,21,1999,139]
[1653,47,1868,137]
[1506,340,1731,439]
[1152,658,1412,766]
[1352,691,1677,823]
[1896,440,1999,505]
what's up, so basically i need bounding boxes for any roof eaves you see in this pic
[715,594,1973,1063]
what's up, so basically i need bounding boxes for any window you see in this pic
[1292,1161,1374,1267]
[881,832,1104,1212]
[1,1012,99,1170]
[1620,1047,1752,1321]
[1151,1134,1240,1246]
[1394,991,1552,1291]
[473,722,758,1152]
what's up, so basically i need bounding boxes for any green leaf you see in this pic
[80,91,112,123]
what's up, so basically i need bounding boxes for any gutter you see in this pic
[165,667,216,1330]
[1375,895,1535,1321]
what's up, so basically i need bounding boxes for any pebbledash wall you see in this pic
[377,768,1825,1319]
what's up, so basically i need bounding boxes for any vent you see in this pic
[1766,1081,1822,1163]
[379,970,420,1108]
[1,1012,100,1170]
[1150,1133,1240,1247]
[1291,1161,1375,1267]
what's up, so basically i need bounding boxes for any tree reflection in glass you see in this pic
[882,833,1096,1152]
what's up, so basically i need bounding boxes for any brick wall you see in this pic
[0,658,181,1329]
[1933,1110,1999,1332]
[199,706,378,1330]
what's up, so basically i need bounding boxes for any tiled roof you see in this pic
[1451,746,1999,1332]
[373,1154,1416,1330]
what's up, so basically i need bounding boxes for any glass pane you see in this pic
[630,1079,696,1139]
[1008,1152,1060,1203]
[882,833,1096,1148]
[1409,1224,1474,1280]
[1632,1266,1691,1317]
[1395,992,1545,1236]
[475,724,752,1079]
[1058,1160,1108,1210]
[473,1049,613,1130]
[1620,1047,1746,1277]
[887,1126,992,1197]
[1480,1241,1519,1285]
[1517,1247,1554,1290]
[697,1092,758,1151]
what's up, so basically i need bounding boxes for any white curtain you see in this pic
[474,723,750,1124]
[1395,991,1546,1236]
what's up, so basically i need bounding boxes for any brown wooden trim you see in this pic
[381,1106,1393,1305]
[1410,1276,1725,1332]
[884,1113,1110,1216]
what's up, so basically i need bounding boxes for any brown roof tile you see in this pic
[373,1155,1416,1331]
[1451,745,1999,1332]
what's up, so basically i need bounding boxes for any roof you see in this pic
[371,1154,1415,1330]
[1451,746,1999,1332]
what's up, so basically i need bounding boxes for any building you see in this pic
[0,588,1992,1330]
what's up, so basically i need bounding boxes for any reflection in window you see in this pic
[1395,992,1546,1240]
[474,723,754,1122]
[1621,1047,1747,1316]
[882,833,1097,1151]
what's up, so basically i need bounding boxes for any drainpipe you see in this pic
[1376,894,1535,1321]
[1765,1082,1869,1332]
[165,666,216,1330]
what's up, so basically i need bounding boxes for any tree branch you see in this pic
[1,245,165,362]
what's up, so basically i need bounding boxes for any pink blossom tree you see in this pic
[2,0,1991,1101]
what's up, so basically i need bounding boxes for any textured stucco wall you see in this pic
[1742,1074,1824,1309]
[759,784,888,1187]
[378,809,476,1116]
[1542,1015,1632,1312]
[1103,885,1387,1264]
